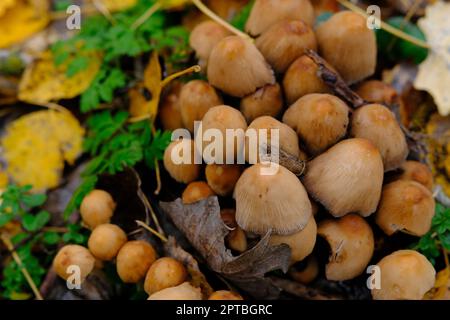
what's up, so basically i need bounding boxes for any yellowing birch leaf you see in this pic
[129,51,162,118]
[101,0,137,12]
[1,110,84,191]
[414,1,450,116]
[424,268,450,300]
[18,50,101,103]
[0,0,16,17]
[0,0,49,49]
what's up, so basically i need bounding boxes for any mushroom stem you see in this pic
[161,65,202,89]
[191,0,252,41]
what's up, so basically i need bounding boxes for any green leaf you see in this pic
[21,193,46,208]
[0,213,13,227]
[231,0,254,31]
[42,232,61,245]
[22,211,50,232]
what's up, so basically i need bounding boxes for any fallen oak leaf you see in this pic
[160,197,291,299]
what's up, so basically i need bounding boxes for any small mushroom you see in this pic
[303,138,384,217]
[182,181,215,204]
[245,116,305,164]
[207,36,275,97]
[220,208,248,253]
[179,80,223,132]
[163,139,201,184]
[148,282,202,300]
[245,0,315,36]
[196,105,248,164]
[372,250,435,300]
[159,82,184,131]
[53,245,95,282]
[205,164,242,196]
[269,216,317,265]
[80,189,116,229]
[255,20,317,73]
[88,224,127,261]
[240,83,283,123]
[144,257,188,295]
[396,160,433,191]
[355,80,398,105]
[116,240,157,283]
[375,180,435,237]
[316,11,376,84]
[189,21,231,67]
[283,55,331,105]
[318,214,374,281]
[234,163,312,235]
[350,103,408,171]
[282,93,350,155]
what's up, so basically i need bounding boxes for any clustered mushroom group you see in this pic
[161,0,437,300]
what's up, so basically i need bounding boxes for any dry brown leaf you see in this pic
[160,197,291,299]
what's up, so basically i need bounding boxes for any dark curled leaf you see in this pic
[305,49,366,108]
[160,197,291,299]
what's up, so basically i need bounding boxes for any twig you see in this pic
[1,235,44,300]
[154,159,162,195]
[337,0,429,49]
[160,65,202,89]
[191,0,252,40]
[131,1,162,30]
[135,220,168,242]
[91,0,116,24]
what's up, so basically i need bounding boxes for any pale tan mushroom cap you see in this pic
[240,83,283,123]
[350,104,408,172]
[397,160,433,191]
[375,180,435,236]
[372,250,435,300]
[234,163,312,235]
[148,282,202,300]
[189,21,231,62]
[282,93,350,155]
[316,11,376,84]
[255,20,317,73]
[245,0,315,36]
[303,138,384,217]
[269,216,317,264]
[80,189,116,229]
[318,214,374,281]
[205,164,242,196]
[53,245,95,281]
[163,139,201,184]
[207,36,275,97]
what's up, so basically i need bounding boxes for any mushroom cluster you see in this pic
[159,0,437,300]
[53,189,241,300]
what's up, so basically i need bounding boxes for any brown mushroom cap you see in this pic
[372,250,435,300]
[375,180,435,236]
[397,160,433,191]
[159,82,184,131]
[240,83,283,123]
[80,189,116,229]
[144,257,188,295]
[245,0,315,36]
[350,103,408,172]
[318,214,374,281]
[269,216,317,264]
[148,282,202,300]
[255,20,317,73]
[303,138,384,217]
[209,290,243,300]
[53,245,95,281]
[196,105,248,164]
[207,36,275,97]
[182,181,215,204]
[189,21,231,66]
[88,224,127,261]
[205,164,242,196]
[245,116,304,164]
[116,240,157,283]
[316,11,376,84]
[283,55,331,105]
[163,139,201,184]
[179,80,223,132]
[355,80,398,105]
[282,93,350,155]
[234,163,312,235]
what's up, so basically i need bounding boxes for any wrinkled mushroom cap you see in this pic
[269,216,317,264]
[372,250,435,300]
[245,0,315,36]
[397,160,433,191]
[318,214,374,281]
[207,36,275,97]
[350,103,408,172]
[255,20,317,73]
[303,138,384,217]
[282,93,350,155]
[234,163,312,235]
[375,180,435,236]
[205,164,242,196]
[316,11,376,84]
[240,83,283,123]
[163,139,201,184]
[179,80,222,132]
[283,55,331,105]
[148,282,202,300]
[189,21,231,65]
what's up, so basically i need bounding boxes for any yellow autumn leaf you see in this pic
[129,51,162,119]
[159,0,191,9]
[0,0,49,49]
[18,50,101,104]
[425,268,450,300]
[0,0,16,17]
[1,110,84,191]
[414,1,450,116]
[100,0,137,12]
